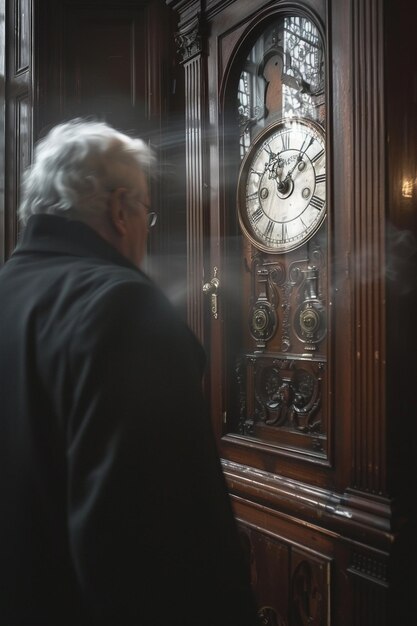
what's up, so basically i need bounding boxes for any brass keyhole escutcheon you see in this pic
[203,267,220,319]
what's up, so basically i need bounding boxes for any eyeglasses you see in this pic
[135,199,157,229]
[147,211,157,229]
[107,189,158,229]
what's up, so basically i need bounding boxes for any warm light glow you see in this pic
[402,178,413,198]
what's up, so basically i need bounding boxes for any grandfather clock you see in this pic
[168,0,416,624]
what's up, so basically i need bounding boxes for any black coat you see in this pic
[0,215,258,626]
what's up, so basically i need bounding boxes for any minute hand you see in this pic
[286,136,314,180]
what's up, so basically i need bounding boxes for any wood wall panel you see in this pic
[34,0,185,309]
[350,568,387,625]
[36,1,173,143]
[15,93,30,209]
[15,0,29,72]
[243,527,290,624]
[4,0,32,258]
[351,0,386,495]
[290,547,330,626]
[0,0,5,264]
[238,518,332,626]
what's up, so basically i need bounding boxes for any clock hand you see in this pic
[286,135,315,181]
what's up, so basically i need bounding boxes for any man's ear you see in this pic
[108,187,129,236]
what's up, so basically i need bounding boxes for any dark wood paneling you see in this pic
[15,93,30,206]
[4,0,33,258]
[35,0,186,312]
[238,519,331,626]
[351,0,386,496]
[384,1,417,623]
[15,0,30,72]
[0,0,5,264]
[37,2,150,133]
[62,11,146,130]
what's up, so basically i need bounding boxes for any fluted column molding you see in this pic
[174,4,207,342]
[351,0,386,495]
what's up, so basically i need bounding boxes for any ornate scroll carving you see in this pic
[175,16,203,63]
[238,352,326,453]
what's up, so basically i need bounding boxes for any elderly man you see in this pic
[0,120,258,625]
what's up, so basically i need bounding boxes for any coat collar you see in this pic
[13,214,145,275]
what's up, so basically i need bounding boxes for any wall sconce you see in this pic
[401,177,414,198]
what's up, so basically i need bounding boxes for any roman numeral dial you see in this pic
[237,118,326,253]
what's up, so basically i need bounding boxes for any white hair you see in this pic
[18,119,156,226]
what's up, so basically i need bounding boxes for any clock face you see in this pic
[237,118,326,253]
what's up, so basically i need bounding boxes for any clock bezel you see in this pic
[237,117,327,254]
